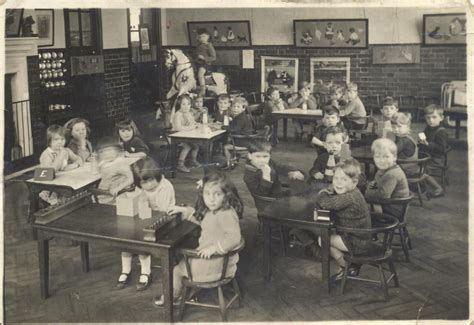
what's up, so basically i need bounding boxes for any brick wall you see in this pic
[103,48,131,121]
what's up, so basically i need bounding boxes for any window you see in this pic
[65,9,101,55]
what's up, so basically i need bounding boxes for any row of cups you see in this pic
[43,80,67,88]
[39,59,66,70]
[40,70,67,80]
[48,104,71,111]
[39,51,64,60]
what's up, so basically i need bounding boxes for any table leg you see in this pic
[28,186,40,240]
[80,242,90,273]
[37,230,50,299]
[170,142,178,176]
[320,228,331,293]
[160,249,174,323]
[262,219,272,282]
[272,120,279,145]
[203,142,211,167]
[455,118,461,139]
[283,118,288,141]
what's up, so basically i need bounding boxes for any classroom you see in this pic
[2,2,470,323]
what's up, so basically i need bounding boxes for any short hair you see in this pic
[64,118,91,140]
[346,82,358,92]
[46,125,66,146]
[329,85,343,96]
[371,138,398,157]
[232,96,248,109]
[299,81,311,90]
[382,96,399,109]
[175,94,193,111]
[265,87,279,99]
[197,28,210,36]
[391,112,412,126]
[132,156,163,186]
[424,104,444,117]
[115,118,141,139]
[247,138,272,154]
[334,158,361,183]
[95,136,122,152]
[323,105,340,116]
[324,125,348,142]
[217,93,231,102]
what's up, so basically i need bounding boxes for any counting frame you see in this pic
[34,191,93,225]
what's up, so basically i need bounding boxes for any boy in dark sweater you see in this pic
[311,105,345,154]
[195,28,216,96]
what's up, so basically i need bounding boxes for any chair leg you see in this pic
[340,263,350,295]
[279,227,287,257]
[217,286,227,322]
[399,228,410,262]
[378,264,390,302]
[416,183,424,207]
[388,261,399,287]
[178,285,188,321]
[232,278,242,307]
[404,227,413,250]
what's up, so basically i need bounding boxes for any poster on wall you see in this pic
[423,13,466,45]
[187,20,252,48]
[5,9,23,37]
[372,44,420,64]
[310,57,350,95]
[294,19,368,48]
[36,9,54,47]
[261,56,299,95]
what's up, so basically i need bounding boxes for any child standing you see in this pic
[223,97,255,169]
[195,28,216,96]
[390,112,418,177]
[116,118,150,158]
[213,93,231,124]
[172,94,201,173]
[365,138,410,219]
[64,118,93,162]
[418,104,447,197]
[340,82,367,130]
[116,157,176,291]
[153,171,243,306]
[315,158,371,282]
[262,87,288,130]
[311,106,345,153]
[192,94,209,122]
[288,81,318,140]
[243,139,304,198]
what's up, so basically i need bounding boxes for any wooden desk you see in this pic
[444,106,467,139]
[168,128,227,171]
[261,196,332,293]
[31,203,199,323]
[271,108,323,144]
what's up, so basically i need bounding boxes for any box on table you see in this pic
[116,190,141,217]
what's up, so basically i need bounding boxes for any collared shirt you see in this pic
[142,177,176,212]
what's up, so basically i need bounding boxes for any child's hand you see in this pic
[197,245,217,259]
[260,164,272,180]
[419,139,429,146]
[288,171,304,180]
[311,137,324,146]
[367,181,377,189]
[313,172,324,180]
[196,179,203,189]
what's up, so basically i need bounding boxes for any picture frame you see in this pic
[310,57,350,95]
[372,44,420,64]
[422,13,466,46]
[140,27,151,52]
[35,9,54,47]
[187,20,252,48]
[261,56,299,95]
[294,19,368,49]
[5,9,23,37]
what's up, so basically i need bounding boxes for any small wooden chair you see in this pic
[178,238,245,322]
[425,146,452,188]
[398,152,431,207]
[338,213,399,301]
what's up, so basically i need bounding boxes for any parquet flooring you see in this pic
[3,122,469,322]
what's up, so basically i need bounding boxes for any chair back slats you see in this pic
[251,194,277,216]
[366,194,414,223]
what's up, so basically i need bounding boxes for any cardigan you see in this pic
[122,136,150,155]
[243,159,297,197]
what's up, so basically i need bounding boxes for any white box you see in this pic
[116,191,140,217]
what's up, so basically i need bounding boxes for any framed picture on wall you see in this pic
[261,56,299,95]
[310,57,350,95]
[423,13,466,46]
[294,19,368,48]
[5,9,23,37]
[36,9,54,47]
[140,27,151,52]
[187,20,252,48]
[372,44,420,64]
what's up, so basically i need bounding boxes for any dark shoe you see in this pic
[136,274,151,291]
[330,269,345,283]
[177,164,191,173]
[330,266,359,283]
[115,273,131,290]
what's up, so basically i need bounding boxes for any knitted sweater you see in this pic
[122,136,150,155]
[341,96,366,125]
[419,125,448,163]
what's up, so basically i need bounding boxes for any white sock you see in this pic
[139,254,151,282]
[120,252,133,281]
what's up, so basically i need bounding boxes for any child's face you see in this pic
[203,181,225,212]
[322,113,340,127]
[98,147,120,163]
[140,178,159,192]
[248,151,271,169]
[232,103,245,116]
[324,133,344,155]
[270,90,280,102]
[346,89,358,101]
[373,148,397,171]
[425,112,443,128]
[194,98,204,109]
[382,105,398,119]
[50,134,66,151]
[391,123,409,136]
[332,168,357,195]
[180,98,192,113]
[71,122,87,140]
[118,127,134,142]
[217,99,230,111]
[198,33,210,44]
[330,89,342,100]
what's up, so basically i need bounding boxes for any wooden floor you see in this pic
[3,121,469,323]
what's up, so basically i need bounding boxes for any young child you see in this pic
[288,81,318,140]
[243,138,304,198]
[95,136,134,204]
[116,118,150,158]
[116,157,176,291]
[327,84,346,109]
[364,138,410,219]
[315,158,371,282]
[153,171,243,306]
[373,96,398,136]
[192,94,209,123]
[213,93,231,124]
[39,125,83,205]
[223,97,254,169]
[262,87,288,129]
[195,28,216,96]
[340,82,367,130]
[64,118,93,162]
[311,106,344,153]
[172,94,201,173]
[390,112,418,177]
[418,104,447,197]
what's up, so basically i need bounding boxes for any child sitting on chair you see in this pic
[340,82,367,130]
[192,94,209,123]
[311,106,345,154]
[373,96,398,136]
[327,84,346,109]
[243,138,304,198]
[364,138,410,219]
[195,28,216,96]
[116,118,149,158]
[390,112,418,177]
[213,93,231,124]
[222,97,255,170]
[418,104,447,198]
[288,81,318,141]
[262,87,288,132]
[64,118,94,162]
